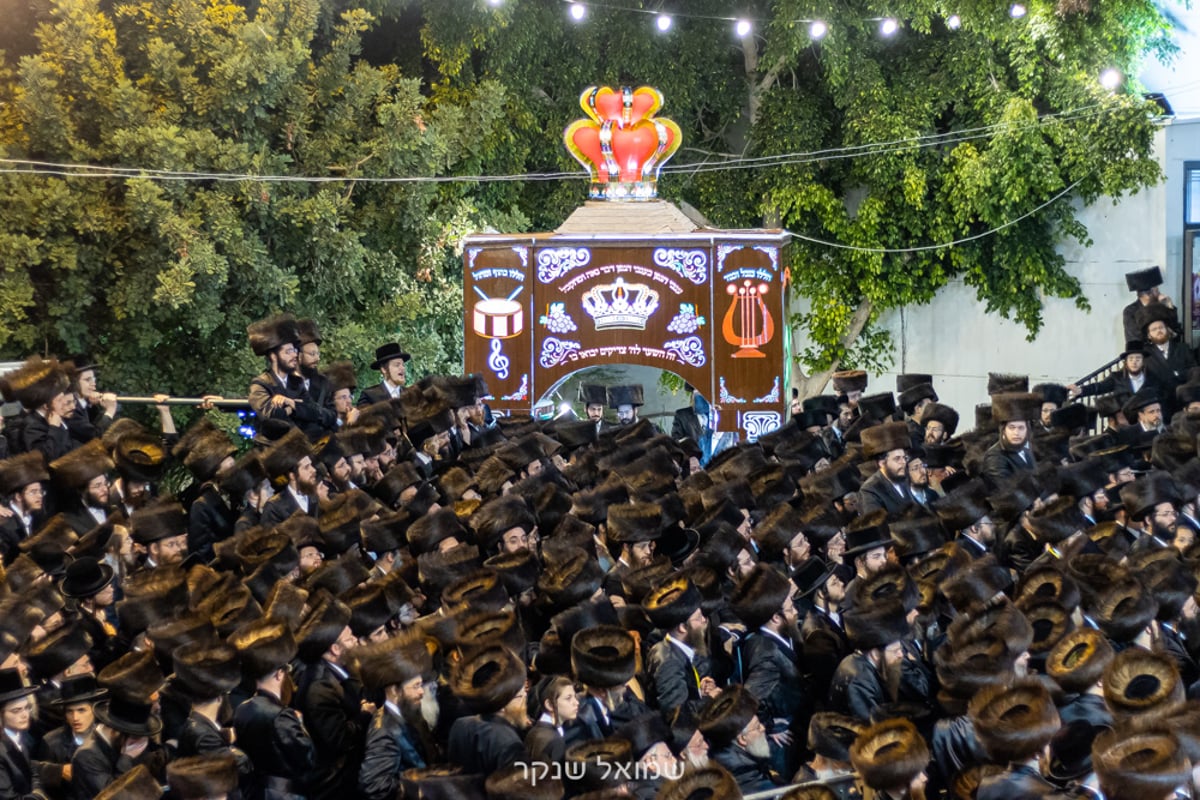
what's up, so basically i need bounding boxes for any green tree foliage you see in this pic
[417,0,1169,390]
[0,0,520,397]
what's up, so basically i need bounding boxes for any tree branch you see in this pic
[794,299,875,398]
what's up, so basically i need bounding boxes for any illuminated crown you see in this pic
[581,278,660,331]
[564,85,683,201]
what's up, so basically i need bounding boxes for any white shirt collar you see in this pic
[384,380,402,398]
[385,700,403,719]
[758,626,793,650]
[289,487,310,514]
[537,712,565,737]
[4,729,21,751]
[325,660,348,680]
[666,634,696,662]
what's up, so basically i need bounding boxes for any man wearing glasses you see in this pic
[247,314,332,436]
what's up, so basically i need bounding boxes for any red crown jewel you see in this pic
[564,85,683,201]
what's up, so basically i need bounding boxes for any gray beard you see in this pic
[686,752,709,770]
[745,734,771,760]
[419,689,440,729]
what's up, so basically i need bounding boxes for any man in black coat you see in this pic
[1139,301,1196,418]
[0,674,44,800]
[1070,341,1160,406]
[695,686,780,795]
[71,696,168,800]
[294,596,370,800]
[35,676,105,800]
[230,619,316,800]
[1122,265,1170,345]
[981,392,1042,488]
[829,597,930,721]
[357,342,410,406]
[247,314,337,436]
[48,440,115,536]
[969,680,1061,800]
[856,421,915,516]
[643,577,718,727]
[357,646,435,799]
[0,452,48,564]
[182,430,238,561]
[445,646,528,776]
[797,560,851,705]
[259,429,319,528]
[731,565,807,778]
[671,385,712,465]
[295,319,339,440]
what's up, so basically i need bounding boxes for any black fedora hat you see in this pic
[93,695,162,737]
[59,556,115,599]
[0,668,37,704]
[370,342,411,370]
[51,674,107,706]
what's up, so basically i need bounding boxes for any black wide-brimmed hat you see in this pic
[94,695,162,737]
[59,556,115,599]
[0,668,37,704]
[843,510,891,558]
[50,675,107,707]
[370,342,412,370]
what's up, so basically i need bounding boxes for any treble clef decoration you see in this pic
[488,339,511,380]
[722,279,774,358]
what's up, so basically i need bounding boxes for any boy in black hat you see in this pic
[357,343,411,407]
[36,675,107,794]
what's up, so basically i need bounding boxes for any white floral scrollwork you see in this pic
[743,411,782,441]
[501,374,529,402]
[539,337,581,368]
[652,248,709,285]
[719,377,746,404]
[536,247,591,283]
[663,336,706,368]
[753,377,781,404]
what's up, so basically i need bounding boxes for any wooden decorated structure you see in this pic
[461,86,791,439]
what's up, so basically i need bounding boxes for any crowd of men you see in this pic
[0,265,1198,799]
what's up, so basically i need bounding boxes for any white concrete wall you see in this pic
[791,119,1200,417]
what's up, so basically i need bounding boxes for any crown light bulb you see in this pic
[735,19,752,37]
[809,20,828,39]
[947,14,961,28]
[1010,3,1027,17]
[880,17,899,35]
[569,2,586,21]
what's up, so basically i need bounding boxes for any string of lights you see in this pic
[0,98,1132,187]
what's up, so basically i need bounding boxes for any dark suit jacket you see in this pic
[357,383,394,408]
[358,705,428,800]
[0,731,40,800]
[259,489,316,528]
[1123,299,1143,345]
[232,690,316,789]
[645,637,709,726]
[249,370,337,437]
[71,731,166,800]
[981,440,1036,488]
[0,511,38,565]
[295,660,369,800]
[20,413,73,463]
[739,631,805,725]
[1078,370,1160,405]
[445,715,525,776]
[671,407,703,443]
[188,483,236,561]
[1145,341,1197,413]
[711,744,779,795]
[857,471,913,517]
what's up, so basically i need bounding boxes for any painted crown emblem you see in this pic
[564,85,683,201]
[581,278,660,331]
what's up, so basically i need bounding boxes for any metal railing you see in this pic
[1071,355,1124,435]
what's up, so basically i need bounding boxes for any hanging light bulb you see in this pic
[486,0,503,6]
[947,14,961,29]
[809,20,828,39]
[880,17,899,36]
[1100,68,1122,90]
[569,2,586,21]
[735,19,752,37]
[656,13,673,32]
[1010,4,1027,17]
